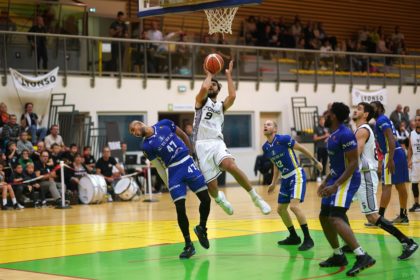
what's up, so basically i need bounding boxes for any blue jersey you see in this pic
[327,124,359,179]
[262,134,299,174]
[374,114,401,154]
[142,119,189,167]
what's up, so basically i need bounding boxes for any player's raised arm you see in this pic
[293,141,323,172]
[196,66,213,109]
[223,60,236,111]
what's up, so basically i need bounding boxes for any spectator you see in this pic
[390,104,403,129]
[35,150,62,206]
[68,153,88,194]
[82,146,96,173]
[62,143,78,164]
[28,16,48,70]
[313,116,329,182]
[10,163,27,206]
[2,114,21,149]
[108,11,128,71]
[32,140,45,165]
[291,15,302,45]
[6,142,19,168]
[0,162,24,210]
[146,20,165,72]
[17,131,34,155]
[50,143,63,167]
[18,149,34,170]
[402,106,410,128]
[23,162,45,208]
[44,124,65,151]
[391,25,405,54]
[0,102,10,133]
[95,146,124,201]
[358,25,369,45]
[396,122,410,149]
[21,102,47,144]
[319,40,333,70]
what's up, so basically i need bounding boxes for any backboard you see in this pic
[138,0,262,18]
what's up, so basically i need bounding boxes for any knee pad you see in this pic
[329,206,348,222]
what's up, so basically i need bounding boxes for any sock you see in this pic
[300,224,311,239]
[379,207,386,217]
[400,208,407,217]
[2,198,6,206]
[375,216,409,243]
[287,226,298,238]
[333,247,343,255]
[248,188,258,199]
[175,200,191,247]
[12,197,17,204]
[353,247,365,256]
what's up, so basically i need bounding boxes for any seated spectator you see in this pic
[17,131,34,155]
[397,122,410,149]
[10,163,27,206]
[24,162,47,208]
[390,104,403,129]
[62,143,78,164]
[82,146,96,173]
[0,102,9,134]
[0,162,24,210]
[31,140,46,165]
[44,124,65,151]
[21,102,47,145]
[391,25,405,54]
[402,106,410,128]
[6,141,19,168]
[50,143,63,166]
[68,153,89,193]
[319,40,333,70]
[2,114,21,150]
[95,146,124,202]
[18,149,34,170]
[35,150,62,206]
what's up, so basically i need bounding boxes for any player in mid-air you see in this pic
[193,59,271,215]
[370,101,409,223]
[408,114,420,212]
[129,119,211,259]
[263,120,322,251]
[352,102,418,260]
[318,102,375,277]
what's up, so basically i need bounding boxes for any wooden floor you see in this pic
[0,182,419,279]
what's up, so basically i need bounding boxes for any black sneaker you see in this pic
[408,203,420,212]
[34,200,41,208]
[277,235,301,246]
[298,238,314,251]
[194,225,209,249]
[319,254,348,267]
[392,215,409,225]
[1,204,9,210]
[398,239,419,260]
[179,244,196,259]
[13,203,24,210]
[346,254,376,276]
[341,244,353,253]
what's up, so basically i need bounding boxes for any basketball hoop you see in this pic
[204,7,239,35]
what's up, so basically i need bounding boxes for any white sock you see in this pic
[248,188,258,199]
[353,247,365,256]
[333,247,343,255]
[2,198,7,206]
[12,198,17,204]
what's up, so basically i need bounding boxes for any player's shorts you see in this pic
[278,167,307,204]
[356,170,379,214]
[195,139,234,183]
[382,148,409,185]
[167,156,207,202]
[321,172,361,209]
[411,162,420,183]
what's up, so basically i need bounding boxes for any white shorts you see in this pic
[195,139,234,183]
[356,170,379,214]
[410,162,420,183]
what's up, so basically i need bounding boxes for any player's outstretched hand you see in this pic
[225,60,234,76]
[267,183,276,194]
[321,184,337,197]
[203,63,212,76]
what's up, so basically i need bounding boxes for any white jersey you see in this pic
[356,124,377,171]
[193,98,224,142]
[410,130,420,163]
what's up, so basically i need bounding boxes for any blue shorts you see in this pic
[168,156,207,202]
[382,148,409,185]
[278,168,307,204]
[321,172,360,209]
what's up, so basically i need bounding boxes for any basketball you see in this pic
[204,53,224,75]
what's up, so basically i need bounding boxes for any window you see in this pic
[223,114,252,148]
[98,114,145,151]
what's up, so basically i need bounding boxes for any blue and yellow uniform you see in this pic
[262,134,307,204]
[322,124,360,209]
[374,114,409,184]
[143,119,207,202]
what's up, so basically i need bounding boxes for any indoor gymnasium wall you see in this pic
[1,75,418,183]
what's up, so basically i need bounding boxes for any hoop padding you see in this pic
[204,7,238,34]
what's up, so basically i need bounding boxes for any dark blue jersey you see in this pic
[262,134,299,174]
[327,124,359,179]
[374,114,400,154]
[142,119,189,167]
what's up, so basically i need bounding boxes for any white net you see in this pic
[204,7,239,34]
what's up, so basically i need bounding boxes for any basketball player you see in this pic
[129,119,211,259]
[193,60,271,215]
[352,102,418,260]
[318,102,375,277]
[263,120,322,251]
[370,101,409,223]
[408,114,420,212]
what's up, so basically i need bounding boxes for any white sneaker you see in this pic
[107,196,113,202]
[216,191,234,215]
[252,195,272,215]
[316,177,322,183]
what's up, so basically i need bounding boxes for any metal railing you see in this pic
[1,30,419,92]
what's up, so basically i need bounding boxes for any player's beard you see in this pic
[207,90,219,99]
